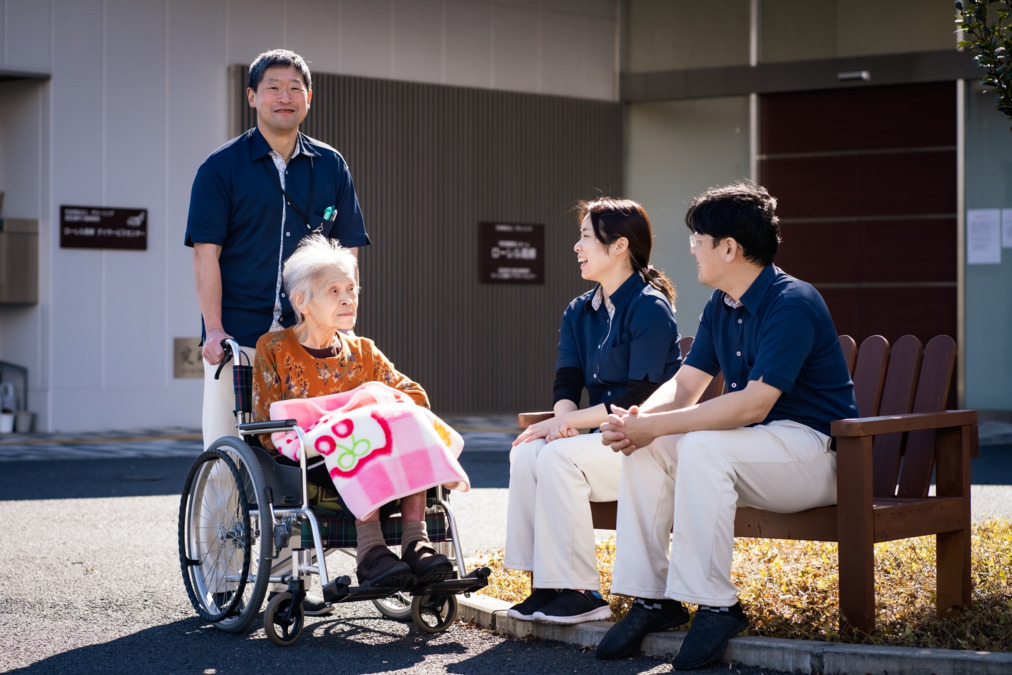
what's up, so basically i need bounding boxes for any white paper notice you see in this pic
[967,209,1001,264]
[1003,209,1012,249]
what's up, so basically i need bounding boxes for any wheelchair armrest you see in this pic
[237,419,298,434]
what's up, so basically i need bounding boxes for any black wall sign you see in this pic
[479,222,544,284]
[60,205,148,250]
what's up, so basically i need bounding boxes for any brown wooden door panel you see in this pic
[761,83,956,154]
[820,287,957,345]
[777,218,957,284]
[760,83,956,350]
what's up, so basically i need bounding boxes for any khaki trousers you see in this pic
[611,420,837,607]
[505,433,621,590]
[201,345,257,448]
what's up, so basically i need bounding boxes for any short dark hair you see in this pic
[248,49,312,92]
[684,181,781,266]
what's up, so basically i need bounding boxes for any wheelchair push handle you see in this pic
[213,338,243,380]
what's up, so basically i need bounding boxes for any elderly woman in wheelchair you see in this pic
[178,234,486,644]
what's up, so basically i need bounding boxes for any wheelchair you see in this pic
[178,340,490,646]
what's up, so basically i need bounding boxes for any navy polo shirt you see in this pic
[684,264,858,436]
[185,127,371,347]
[556,273,681,407]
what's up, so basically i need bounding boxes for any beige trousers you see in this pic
[611,420,837,607]
[201,345,257,448]
[505,433,621,590]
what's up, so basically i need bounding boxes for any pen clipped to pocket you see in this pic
[315,206,338,235]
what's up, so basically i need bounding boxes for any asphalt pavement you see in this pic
[0,418,1010,674]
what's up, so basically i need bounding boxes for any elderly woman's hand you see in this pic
[511,416,579,447]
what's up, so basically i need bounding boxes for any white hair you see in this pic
[282,234,359,328]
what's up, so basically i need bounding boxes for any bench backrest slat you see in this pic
[839,335,857,375]
[852,335,889,418]
[895,335,957,498]
[871,335,923,496]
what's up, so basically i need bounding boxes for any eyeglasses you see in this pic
[688,232,715,249]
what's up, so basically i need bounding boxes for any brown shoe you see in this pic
[401,540,455,585]
[356,545,413,588]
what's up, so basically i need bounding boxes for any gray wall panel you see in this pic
[232,68,623,413]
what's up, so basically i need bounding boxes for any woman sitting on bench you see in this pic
[505,198,681,624]
[252,234,467,589]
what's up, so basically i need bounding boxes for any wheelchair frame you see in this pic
[178,339,489,645]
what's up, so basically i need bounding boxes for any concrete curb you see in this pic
[457,594,1012,675]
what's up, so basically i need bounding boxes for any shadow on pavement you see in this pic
[5,615,470,675]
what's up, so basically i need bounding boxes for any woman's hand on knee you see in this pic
[512,417,577,447]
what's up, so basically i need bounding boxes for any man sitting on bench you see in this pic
[597,182,858,670]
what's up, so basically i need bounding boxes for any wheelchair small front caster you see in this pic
[410,593,458,634]
[264,592,305,646]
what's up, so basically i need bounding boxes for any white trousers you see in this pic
[505,433,621,590]
[611,420,837,607]
[201,345,257,449]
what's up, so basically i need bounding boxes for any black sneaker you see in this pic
[532,589,612,624]
[302,593,335,617]
[671,602,749,670]
[506,588,560,621]
[596,598,690,660]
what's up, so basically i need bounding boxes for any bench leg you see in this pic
[836,436,876,636]
[936,529,972,617]
[838,536,876,636]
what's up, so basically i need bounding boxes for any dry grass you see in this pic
[475,519,1012,651]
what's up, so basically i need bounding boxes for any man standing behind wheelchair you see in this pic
[251,235,458,592]
[185,48,370,450]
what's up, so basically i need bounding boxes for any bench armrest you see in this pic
[831,409,977,438]
[517,411,554,427]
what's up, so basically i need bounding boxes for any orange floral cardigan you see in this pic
[252,327,429,452]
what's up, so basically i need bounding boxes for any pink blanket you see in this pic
[269,382,469,520]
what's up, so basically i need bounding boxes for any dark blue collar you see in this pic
[248,127,320,161]
[593,272,642,311]
[739,263,778,314]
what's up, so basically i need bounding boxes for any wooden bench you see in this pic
[518,334,978,635]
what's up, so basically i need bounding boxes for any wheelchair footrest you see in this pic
[321,566,491,604]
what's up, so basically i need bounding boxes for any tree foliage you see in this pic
[956,1,1012,128]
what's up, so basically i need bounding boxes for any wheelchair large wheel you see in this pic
[179,438,273,633]
[373,592,413,621]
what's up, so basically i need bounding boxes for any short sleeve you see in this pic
[330,156,370,248]
[625,296,680,383]
[555,305,582,371]
[185,160,230,247]
[748,306,815,395]
[682,294,722,376]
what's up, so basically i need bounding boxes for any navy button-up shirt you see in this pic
[185,127,370,347]
[556,273,681,408]
[684,264,858,436]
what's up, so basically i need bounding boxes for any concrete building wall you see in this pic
[624,97,751,339]
[0,0,620,432]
